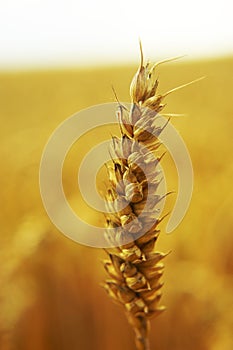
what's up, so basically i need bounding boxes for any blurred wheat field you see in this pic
[0,57,233,350]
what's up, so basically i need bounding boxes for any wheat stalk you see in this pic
[102,44,184,350]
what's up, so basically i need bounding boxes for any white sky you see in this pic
[0,0,233,68]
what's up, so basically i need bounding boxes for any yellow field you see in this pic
[0,57,232,350]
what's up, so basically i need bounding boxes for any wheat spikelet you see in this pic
[101,44,175,350]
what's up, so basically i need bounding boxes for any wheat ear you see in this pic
[102,44,173,350]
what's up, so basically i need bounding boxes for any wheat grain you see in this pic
[101,43,175,350]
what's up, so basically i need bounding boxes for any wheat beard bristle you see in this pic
[102,44,171,350]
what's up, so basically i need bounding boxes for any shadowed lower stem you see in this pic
[133,316,150,350]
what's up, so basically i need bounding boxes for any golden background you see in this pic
[0,57,232,349]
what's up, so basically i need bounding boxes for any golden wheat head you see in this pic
[102,44,176,350]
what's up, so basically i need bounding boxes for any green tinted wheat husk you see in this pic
[102,44,175,350]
